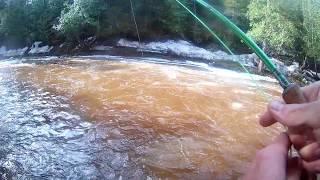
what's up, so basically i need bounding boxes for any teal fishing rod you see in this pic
[176,0,307,105]
[173,1,309,166]
[196,0,290,89]
[172,2,310,177]
[190,3,313,177]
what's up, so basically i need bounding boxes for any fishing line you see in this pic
[129,0,144,56]
[194,0,290,89]
[175,0,233,55]
[190,0,293,155]
[174,0,271,99]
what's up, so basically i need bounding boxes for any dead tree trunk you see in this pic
[258,41,268,73]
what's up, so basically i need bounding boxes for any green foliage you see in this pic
[0,0,254,47]
[28,0,65,43]
[223,0,250,29]
[57,0,195,41]
[221,0,250,49]
[162,0,190,35]
[56,1,87,41]
[247,0,299,54]
[0,0,65,46]
[0,0,5,42]
[0,0,29,46]
[302,0,320,61]
[57,0,108,42]
[0,0,318,65]
[0,0,6,10]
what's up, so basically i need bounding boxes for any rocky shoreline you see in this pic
[0,38,318,85]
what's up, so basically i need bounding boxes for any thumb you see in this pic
[268,100,320,129]
[243,133,290,180]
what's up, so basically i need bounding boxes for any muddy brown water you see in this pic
[0,57,282,179]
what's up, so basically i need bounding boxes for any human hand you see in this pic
[244,133,301,180]
[260,81,320,172]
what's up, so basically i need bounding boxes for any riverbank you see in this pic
[0,38,318,84]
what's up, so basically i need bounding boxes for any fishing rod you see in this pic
[172,1,310,177]
[177,0,306,104]
[193,4,314,179]
[174,0,270,98]
[174,1,308,171]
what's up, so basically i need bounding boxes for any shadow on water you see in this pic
[0,57,282,179]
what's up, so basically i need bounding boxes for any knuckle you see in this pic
[304,161,320,173]
[282,106,304,127]
[311,163,320,173]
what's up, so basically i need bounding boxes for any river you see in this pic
[0,56,282,179]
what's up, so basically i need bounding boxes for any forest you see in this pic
[0,0,319,68]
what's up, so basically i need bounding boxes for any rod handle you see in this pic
[282,84,316,180]
[282,83,307,134]
[283,84,307,104]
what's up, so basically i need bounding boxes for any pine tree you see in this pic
[27,0,65,44]
[0,0,29,46]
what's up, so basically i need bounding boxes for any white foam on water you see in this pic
[29,42,53,54]
[116,39,296,75]
[77,55,125,60]
[92,45,112,51]
[117,39,229,61]
[0,46,6,54]
[161,67,178,80]
[41,56,60,61]
[75,55,278,84]
[0,60,34,68]
[186,61,210,69]
[0,42,53,57]
[233,89,255,95]
[0,46,28,57]
[231,102,244,110]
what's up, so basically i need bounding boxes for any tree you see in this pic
[221,0,250,50]
[0,0,29,47]
[223,0,250,30]
[0,0,5,10]
[27,0,65,44]
[247,0,299,55]
[0,0,6,42]
[56,0,107,42]
[302,0,320,61]
[104,0,190,38]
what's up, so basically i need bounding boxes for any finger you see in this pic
[287,157,302,180]
[299,142,320,162]
[302,159,320,173]
[259,111,276,127]
[268,100,320,128]
[258,133,291,163]
[244,133,291,180]
[312,128,320,142]
[289,133,307,150]
[259,99,284,127]
[301,81,320,102]
[270,132,291,153]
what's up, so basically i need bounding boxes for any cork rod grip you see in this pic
[282,84,307,104]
